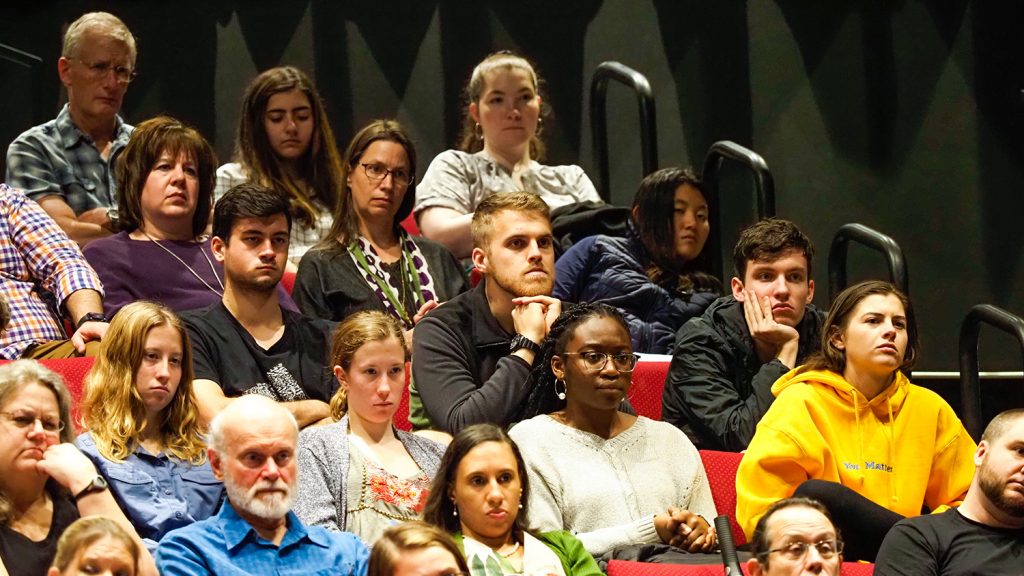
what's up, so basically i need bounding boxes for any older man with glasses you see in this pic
[747,497,843,576]
[6,11,137,246]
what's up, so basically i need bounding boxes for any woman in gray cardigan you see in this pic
[294,311,447,543]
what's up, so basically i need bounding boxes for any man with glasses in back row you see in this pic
[747,497,843,576]
[6,11,136,246]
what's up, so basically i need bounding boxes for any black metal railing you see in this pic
[958,304,1024,441]
[700,141,776,280]
[589,61,657,202]
[827,223,909,302]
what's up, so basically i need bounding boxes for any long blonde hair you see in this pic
[327,311,409,421]
[81,302,206,464]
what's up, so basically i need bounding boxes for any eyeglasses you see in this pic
[69,57,137,84]
[0,410,64,433]
[560,352,640,372]
[360,163,413,187]
[765,539,843,562]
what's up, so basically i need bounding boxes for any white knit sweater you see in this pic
[509,415,716,557]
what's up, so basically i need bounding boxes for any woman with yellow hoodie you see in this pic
[735,280,976,562]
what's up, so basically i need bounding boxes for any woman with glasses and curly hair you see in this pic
[508,303,717,559]
[77,301,223,551]
[216,66,344,266]
[294,120,467,340]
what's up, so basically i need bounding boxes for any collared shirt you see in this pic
[76,432,224,552]
[0,185,104,358]
[5,103,133,213]
[156,500,369,576]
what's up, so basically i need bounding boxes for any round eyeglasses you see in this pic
[560,351,640,372]
[69,58,137,84]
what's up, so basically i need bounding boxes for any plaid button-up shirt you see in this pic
[0,184,104,358]
[5,103,132,213]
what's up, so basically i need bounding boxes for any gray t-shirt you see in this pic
[413,149,600,214]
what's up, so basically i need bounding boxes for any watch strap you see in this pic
[73,475,109,502]
[509,334,541,355]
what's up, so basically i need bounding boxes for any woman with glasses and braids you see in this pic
[294,120,467,340]
[216,66,344,267]
[508,303,717,559]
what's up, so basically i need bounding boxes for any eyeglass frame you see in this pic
[559,351,641,372]
[67,57,138,84]
[359,162,414,187]
[0,410,65,433]
[761,539,844,562]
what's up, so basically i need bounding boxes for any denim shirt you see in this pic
[76,432,224,550]
[155,501,370,575]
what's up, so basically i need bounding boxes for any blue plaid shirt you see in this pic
[5,103,132,213]
[0,184,104,358]
[156,500,369,576]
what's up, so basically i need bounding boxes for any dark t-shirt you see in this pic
[182,301,337,401]
[874,507,1024,575]
[0,485,78,576]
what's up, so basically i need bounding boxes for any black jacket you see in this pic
[661,295,824,451]
[411,281,560,433]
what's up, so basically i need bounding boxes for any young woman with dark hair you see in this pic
[554,167,720,354]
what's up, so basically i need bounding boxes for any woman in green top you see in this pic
[294,119,467,340]
[422,423,602,576]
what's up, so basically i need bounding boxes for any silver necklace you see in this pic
[497,540,520,558]
[141,230,225,296]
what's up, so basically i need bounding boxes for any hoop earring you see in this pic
[554,379,566,401]
[474,123,483,141]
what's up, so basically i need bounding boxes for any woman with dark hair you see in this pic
[0,361,156,576]
[415,52,601,259]
[294,311,446,543]
[369,521,469,576]
[553,167,720,354]
[294,120,467,336]
[77,301,222,551]
[48,516,140,576]
[83,116,224,318]
[736,280,976,562]
[422,423,601,575]
[216,66,344,265]
[509,303,717,558]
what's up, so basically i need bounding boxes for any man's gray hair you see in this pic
[207,394,299,455]
[62,12,137,62]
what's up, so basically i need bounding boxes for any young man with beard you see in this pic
[156,395,368,574]
[412,191,561,433]
[662,218,824,451]
[183,184,335,428]
[874,408,1024,575]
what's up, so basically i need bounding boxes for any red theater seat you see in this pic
[699,450,745,546]
[629,359,669,420]
[393,362,412,431]
[281,269,297,295]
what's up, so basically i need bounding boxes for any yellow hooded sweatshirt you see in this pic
[735,367,976,539]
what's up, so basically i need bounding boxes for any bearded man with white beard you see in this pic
[155,395,369,575]
[874,408,1024,575]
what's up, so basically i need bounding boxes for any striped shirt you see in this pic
[0,185,104,358]
[5,103,132,213]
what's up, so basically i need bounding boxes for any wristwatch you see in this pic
[509,334,541,355]
[76,312,108,328]
[73,475,109,502]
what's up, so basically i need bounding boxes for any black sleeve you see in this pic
[662,319,786,451]
[873,521,941,576]
[184,315,221,384]
[412,315,534,433]
[293,250,338,321]
[424,241,469,301]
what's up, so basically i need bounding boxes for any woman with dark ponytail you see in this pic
[510,303,717,559]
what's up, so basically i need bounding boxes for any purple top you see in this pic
[83,230,297,317]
